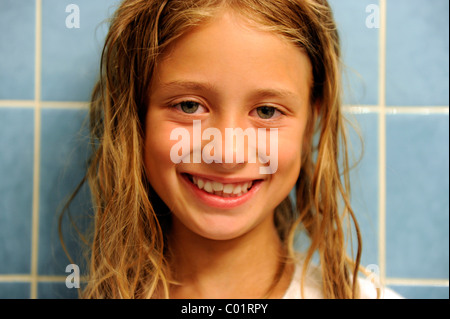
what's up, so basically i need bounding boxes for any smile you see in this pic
[181,173,263,208]
[189,174,253,197]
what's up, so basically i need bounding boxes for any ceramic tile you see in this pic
[386,114,449,278]
[330,0,380,105]
[0,0,35,100]
[38,281,80,299]
[0,108,34,274]
[388,285,449,299]
[0,282,30,299]
[41,0,119,101]
[38,108,91,276]
[347,113,379,267]
[386,0,449,106]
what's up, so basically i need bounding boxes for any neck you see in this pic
[167,214,293,299]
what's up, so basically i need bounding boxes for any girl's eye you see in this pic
[174,101,205,114]
[255,106,281,119]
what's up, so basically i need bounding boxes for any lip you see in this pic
[183,172,261,184]
[180,173,263,209]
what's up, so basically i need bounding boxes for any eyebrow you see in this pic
[157,80,297,100]
[158,80,219,94]
[251,87,297,100]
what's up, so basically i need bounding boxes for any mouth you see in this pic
[184,173,258,197]
[181,173,264,208]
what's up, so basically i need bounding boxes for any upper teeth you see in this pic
[192,176,253,197]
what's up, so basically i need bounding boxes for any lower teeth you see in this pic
[199,186,250,197]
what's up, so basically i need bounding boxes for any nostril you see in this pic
[218,161,244,170]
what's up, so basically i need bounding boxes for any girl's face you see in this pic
[144,11,312,241]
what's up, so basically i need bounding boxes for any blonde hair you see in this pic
[66,0,365,299]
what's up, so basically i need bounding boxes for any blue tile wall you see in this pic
[386,0,449,106]
[38,108,91,276]
[386,114,449,279]
[38,282,80,299]
[0,108,34,274]
[0,0,35,100]
[0,283,30,299]
[329,0,380,105]
[346,113,379,267]
[389,285,449,299]
[41,0,119,101]
[0,0,448,299]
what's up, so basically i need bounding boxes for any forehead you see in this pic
[152,11,312,100]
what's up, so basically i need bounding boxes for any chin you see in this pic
[180,209,268,241]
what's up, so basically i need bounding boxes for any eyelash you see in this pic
[170,100,206,114]
[252,105,284,120]
[169,100,285,119]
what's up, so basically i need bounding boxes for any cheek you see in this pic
[271,125,305,199]
[279,122,305,165]
[143,121,177,186]
[277,135,302,177]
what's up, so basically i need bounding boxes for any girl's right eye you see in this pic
[172,101,206,114]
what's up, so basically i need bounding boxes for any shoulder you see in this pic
[282,261,404,299]
[358,277,404,299]
[282,261,323,299]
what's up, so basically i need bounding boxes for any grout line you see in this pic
[41,101,89,109]
[384,106,449,115]
[343,105,449,114]
[0,275,87,283]
[0,275,32,282]
[378,0,387,284]
[0,101,89,109]
[34,276,69,282]
[343,105,380,113]
[0,100,35,107]
[386,278,450,287]
[30,0,42,300]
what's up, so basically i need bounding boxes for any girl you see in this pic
[73,0,397,299]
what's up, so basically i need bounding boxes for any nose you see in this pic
[202,114,251,170]
[220,130,243,170]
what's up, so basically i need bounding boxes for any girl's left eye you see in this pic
[253,106,282,119]
[173,101,206,114]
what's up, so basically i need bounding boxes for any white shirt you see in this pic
[282,263,403,299]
